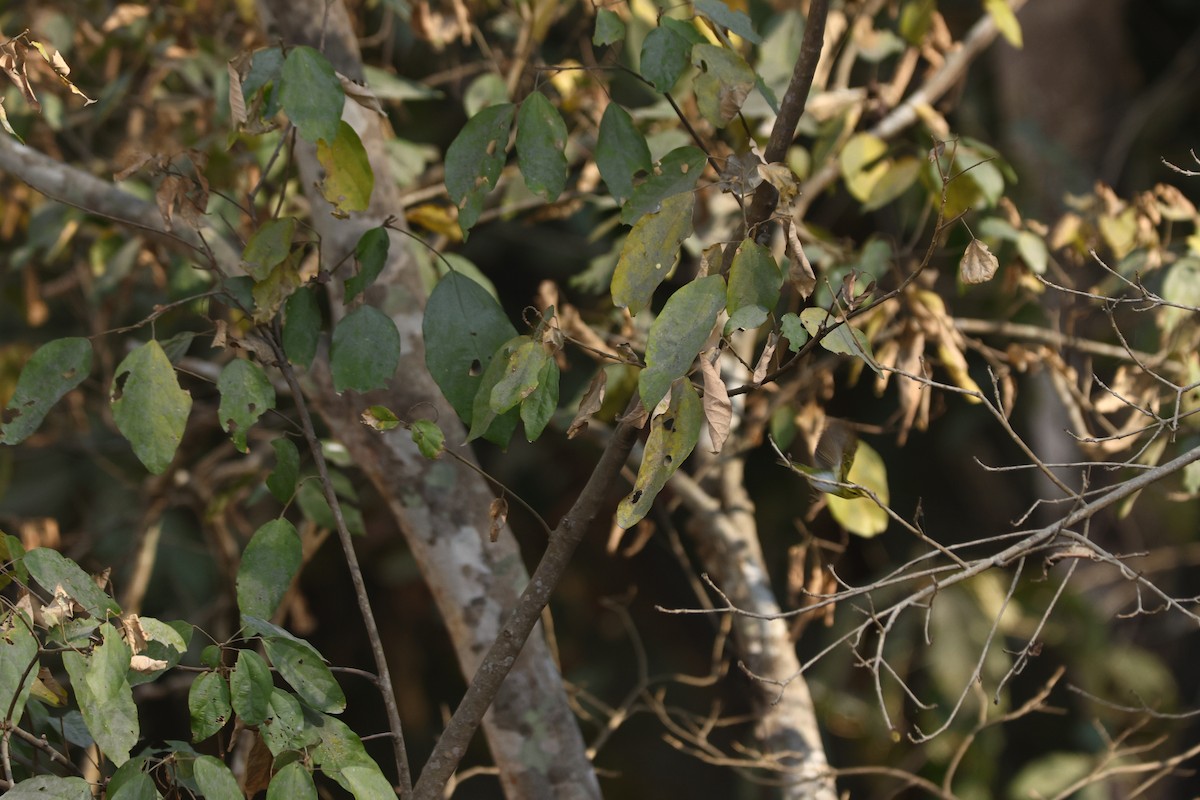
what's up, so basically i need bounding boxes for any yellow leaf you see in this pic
[984,0,1023,48]
[827,440,889,537]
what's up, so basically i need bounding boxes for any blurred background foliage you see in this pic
[2,0,1200,797]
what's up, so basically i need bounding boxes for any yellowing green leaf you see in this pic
[621,146,706,225]
[241,217,296,281]
[618,379,702,528]
[612,192,695,316]
[490,338,550,413]
[799,308,879,373]
[692,45,755,128]
[827,439,889,537]
[317,121,374,217]
[640,274,726,411]
[984,0,1023,48]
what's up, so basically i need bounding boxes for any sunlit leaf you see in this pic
[862,155,920,211]
[621,146,706,225]
[467,336,525,443]
[444,103,515,238]
[317,122,374,216]
[694,0,762,43]
[780,312,810,352]
[217,359,275,453]
[280,46,344,143]
[612,192,695,316]
[596,104,652,202]
[1016,230,1048,275]
[799,307,878,373]
[617,379,702,527]
[490,338,550,414]
[692,45,755,128]
[411,419,445,458]
[362,405,400,431]
[252,255,303,324]
[516,92,568,201]
[0,337,92,445]
[827,439,890,537]
[330,306,401,393]
[984,0,1023,48]
[521,357,559,441]
[640,274,726,411]
[237,519,301,620]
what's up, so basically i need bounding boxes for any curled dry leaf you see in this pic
[785,220,816,299]
[121,613,149,654]
[39,585,74,628]
[227,61,247,128]
[698,349,732,454]
[488,496,508,542]
[959,237,999,284]
[567,369,607,439]
[129,655,169,673]
[757,161,801,211]
[337,71,386,117]
[752,331,778,385]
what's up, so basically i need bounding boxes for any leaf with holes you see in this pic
[516,92,568,201]
[24,548,120,618]
[111,341,192,474]
[260,688,313,755]
[264,636,346,714]
[621,146,706,225]
[444,103,515,238]
[237,519,301,620]
[467,336,525,444]
[640,274,726,412]
[612,192,695,316]
[411,419,445,458]
[330,306,401,393]
[188,670,232,742]
[695,0,762,43]
[218,359,275,453]
[1,337,91,445]
[280,46,343,144]
[692,45,755,128]
[490,338,550,414]
[317,122,374,217]
[617,379,702,528]
[596,104,651,203]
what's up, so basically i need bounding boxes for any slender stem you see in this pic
[270,335,413,799]
[411,402,643,800]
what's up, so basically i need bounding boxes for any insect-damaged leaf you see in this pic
[490,338,550,414]
[263,637,346,714]
[692,44,755,128]
[640,274,726,412]
[23,548,120,618]
[444,103,515,238]
[0,337,91,445]
[330,306,401,393]
[280,46,344,144]
[520,357,559,441]
[317,121,374,217]
[621,146,706,225]
[111,340,192,474]
[237,519,301,620]
[516,92,568,201]
[345,226,389,302]
[424,271,520,441]
[959,237,999,284]
[617,379,702,528]
[726,240,781,332]
[640,25,693,93]
[612,192,695,316]
[596,104,652,203]
[218,359,275,453]
[467,336,526,444]
[188,670,231,742]
[241,217,296,281]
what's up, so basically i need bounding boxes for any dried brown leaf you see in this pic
[129,654,169,673]
[228,61,247,128]
[121,613,149,654]
[337,71,386,117]
[751,331,778,385]
[488,496,508,542]
[698,349,732,454]
[785,220,816,299]
[959,237,999,284]
[567,369,607,438]
[758,161,801,211]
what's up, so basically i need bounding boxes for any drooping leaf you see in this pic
[0,616,37,725]
[280,46,344,144]
[345,227,390,302]
[640,26,693,93]
[621,146,707,225]
[24,547,120,618]
[516,92,568,201]
[726,240,781,325]
[188,670,232,742]
[692,45,755,128]
[217,359,275,453]
[317,122,374,216]
[639,274,726,411]
[593,9,626,45]
[111,340,192,474]
[617,379,703,527]
[467,336,526,443]
[444,103,515,238]
[63,623,138,764]
[694,0,762,43]
[698,351,731,454]
[521,357,559,441]
[267,437,301,503]
[612,192,695,316]
[330,306,401,393]
[6,776,92,800]
[959,237,999,285]
[799,307,878,373]
[194,756,242,800]
[263,636,346,714]
[283,286,321,368]
[984,0,1023,48]
[827,439,890,537]
[0,337,92,445]
[236,519,301,620]
[231,650,274,727]
[596,104,653,202]
[410,419,445,458]
[490,338,550,414]
[423,271,520,443]
[241,217,296,281]
[267,761,317,800]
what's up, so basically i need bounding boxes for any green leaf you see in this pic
[621,145,706,225]
[899,0,936,45]
[780,312,810,352]
[268,761,317,800]
[362,405,400,431]
[108,756,151,799]
[1008,753,1094,800]
[1161,258,1200,335]
[330,306,401,393]
[521,357,558,441]
[127,616,187,687]
[724,305,768,335]
[611,192,695,316]
[283,286,321,368]
[111,340,192,474]
[343,764,397,800]
[617,379,702,527]
[695,0,761,43]
[345,227,390,301]
[490,339,550,414]
[444,103,515,238]
[231,649,274,727]
[639,274,726,411]
[516,92,568,201]
[63,623,138,764]
[194,755,242,800]
[188,671,232,742]
[593,9,626,45]
[0,616,37,725]
[6,776,92,800]
[24,548,121,618]
[640,26,692,93]
[217,360,275,453]
[264,636,346,714]
[280,46,344,144]
[596,104,652,203]
[467,336,525,444]
[241,217,296,282]
[1016,229,1048,275]
[308,712,388,795]
[799,308,878,372]
[317,122,374,216]
[726,239,781,320]
[267,438,301,503]
[827,439,890,537]
[260,688,313,755]
[692,44,755,128]
[984,0,1023,48]
[295,479,366,536]
[237,519,301,620]
[423,271,519,440]
[411,419,445,458]
[0,337,92,445]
